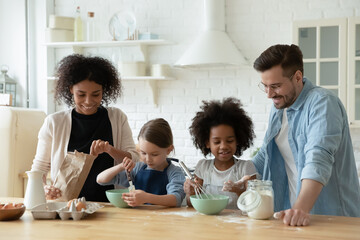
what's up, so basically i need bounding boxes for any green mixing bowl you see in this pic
[190,194,229,215]
[106,189,130,208]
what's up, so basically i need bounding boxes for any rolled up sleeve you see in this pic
[166,165,186,207]
[301,94,344,186]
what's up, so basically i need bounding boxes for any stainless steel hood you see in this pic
[174,0,247,68]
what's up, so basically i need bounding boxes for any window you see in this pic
[293,17,360,127]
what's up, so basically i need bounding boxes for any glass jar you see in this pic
[237,180,274,220]
[74,6,83,41]
[86,12,95,41]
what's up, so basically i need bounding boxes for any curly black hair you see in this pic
[55,54,122,106]
[189,97,255,157]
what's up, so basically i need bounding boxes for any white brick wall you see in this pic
[52,0,360,174]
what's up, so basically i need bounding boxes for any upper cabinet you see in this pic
[348,18,360,125]
[293,17,360,127]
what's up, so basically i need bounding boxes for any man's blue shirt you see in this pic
[253,78,360,216]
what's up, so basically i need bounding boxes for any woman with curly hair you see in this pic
[31,54,139,202]
[184,97,257,209]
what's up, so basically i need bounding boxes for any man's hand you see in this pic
[273,209,310,226]
[273,179,323,226]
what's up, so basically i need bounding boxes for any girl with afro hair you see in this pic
[184,97,258,209]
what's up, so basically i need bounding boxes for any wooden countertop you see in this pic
[1,197,360,240]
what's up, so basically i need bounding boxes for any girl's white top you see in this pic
[194,159,257,209]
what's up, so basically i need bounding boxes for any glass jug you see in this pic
[237,180,274,219]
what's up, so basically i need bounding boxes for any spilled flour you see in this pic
[156,210,303,232]
[157,211,198,218]
[216,212,304,231]
[217,212,254,225]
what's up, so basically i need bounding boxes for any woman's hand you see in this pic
[44,185,62,200]
[122,190,148,207]
[90,139,112,157]
[122,157,135,172]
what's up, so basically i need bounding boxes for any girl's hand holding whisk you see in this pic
[184,176,205,206]
[184,179,196,196]
[184,177,203,195]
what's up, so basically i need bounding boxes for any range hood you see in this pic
[174,0,247,68]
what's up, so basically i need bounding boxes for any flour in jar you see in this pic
[247,193,274,220]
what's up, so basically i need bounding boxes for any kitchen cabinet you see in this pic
[293,17,360,127]
[348,17,360,125]
[45,40,175,112]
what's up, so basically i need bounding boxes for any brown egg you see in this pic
[2,203,15,209]
[67,199,76,209]
[14,203,24,208]
[76,201,86,211]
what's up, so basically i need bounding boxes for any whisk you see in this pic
[126,170,135,192]
[179,161,217,199]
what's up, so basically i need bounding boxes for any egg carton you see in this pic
[57,202,103,220]
[31,202,66,220]
[31,201,103,221]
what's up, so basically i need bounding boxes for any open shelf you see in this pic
[47,76,175,81]
[44,39,173,48]
[122,76,175,81]
[45,39,175,109]
[46,76,175,106]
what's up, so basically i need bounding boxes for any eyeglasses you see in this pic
[258,72,296,93]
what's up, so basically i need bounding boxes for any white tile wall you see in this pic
[53,0,360,173]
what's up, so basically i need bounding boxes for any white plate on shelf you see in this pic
[109,11,136,41]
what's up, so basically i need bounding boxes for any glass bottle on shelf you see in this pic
[86,12,95,41]
[74,6,83,41]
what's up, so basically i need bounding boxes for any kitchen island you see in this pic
[1,197,359,240]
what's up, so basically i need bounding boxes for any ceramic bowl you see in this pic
[106,189,130,208]
[0,204,26,221]
[190,194,229,215]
